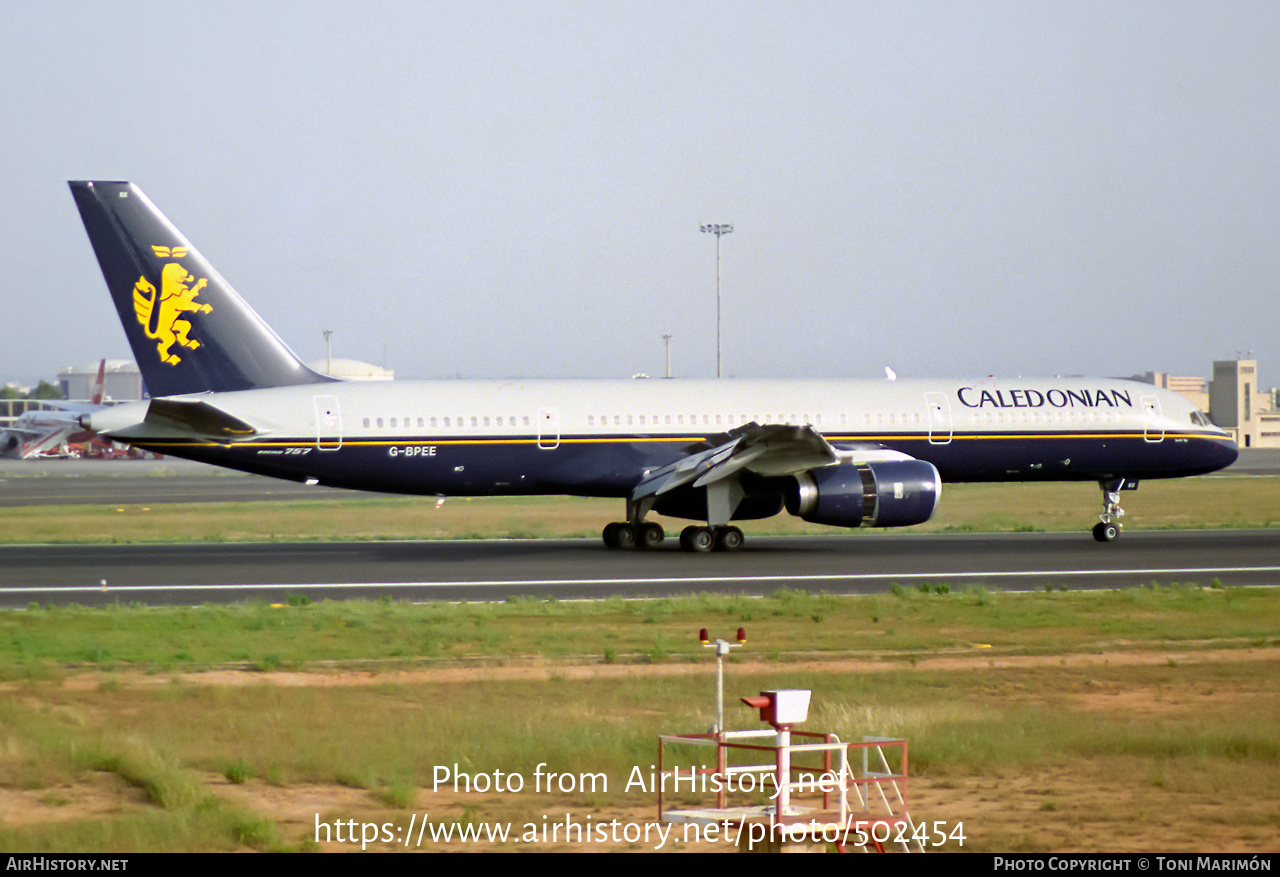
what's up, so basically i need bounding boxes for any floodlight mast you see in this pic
[700,223,733,378]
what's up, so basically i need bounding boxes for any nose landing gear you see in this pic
[1092,478,1127,542]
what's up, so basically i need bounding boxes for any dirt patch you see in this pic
[0,771,148,829]
[34,644,1280,691]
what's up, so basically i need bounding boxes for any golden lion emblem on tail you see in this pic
[133,246,212,366]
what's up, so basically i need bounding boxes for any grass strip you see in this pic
[2,477,1278,545]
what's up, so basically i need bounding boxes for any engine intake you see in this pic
[786,460,942,528]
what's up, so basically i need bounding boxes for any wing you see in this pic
[16,424,76,458]
[630,422,841,501]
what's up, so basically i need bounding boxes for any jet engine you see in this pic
[785,460,942,528]
[1,431,19,454]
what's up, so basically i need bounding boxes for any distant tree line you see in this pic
[0,380,64,400]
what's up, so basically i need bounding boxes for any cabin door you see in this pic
[537,407,560,450]
[314,395,342,451]
[924,392,953,444]
[1140,395,1164,443]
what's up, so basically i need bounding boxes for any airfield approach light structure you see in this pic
[700,626,746,733]
[739,689,813,818]
[700,223,733,378]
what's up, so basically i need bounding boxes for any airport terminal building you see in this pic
[56,360,144,402]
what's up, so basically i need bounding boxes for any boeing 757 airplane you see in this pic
[69,181,1238,550]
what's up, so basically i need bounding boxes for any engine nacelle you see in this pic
[1,431,19,454]
[786,460,942,528]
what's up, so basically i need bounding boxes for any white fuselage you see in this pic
[88,376,1237,497]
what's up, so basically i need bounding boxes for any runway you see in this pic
[2,453,1279,607]
[4,529,1278,608]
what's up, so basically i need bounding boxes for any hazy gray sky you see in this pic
[4,1,1278,389]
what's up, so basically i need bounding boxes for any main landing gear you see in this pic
[1092,478,1125,543]
[602,520,665,549]
[603,488,747,552]
[679,524,744,553]
[601,521,746,552]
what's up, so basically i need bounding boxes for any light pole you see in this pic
[662,334,672,378]
[700,223,733,378]
[322,329,334,375]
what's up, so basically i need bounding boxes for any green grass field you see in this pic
[3,585,1276,674]
[2,587,1278,852]
[2,476,1278,544]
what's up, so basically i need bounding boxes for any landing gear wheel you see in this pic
[679,525,715,553]
[638,521,665,549]
[603,522,637,549]
[714,526,744,552]
[1092,521,1120,543]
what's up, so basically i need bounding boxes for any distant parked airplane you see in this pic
[1,360,106,458]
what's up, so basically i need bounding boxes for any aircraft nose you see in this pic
[1215,437,1240,471]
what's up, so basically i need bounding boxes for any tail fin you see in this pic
[69,181,332,397]
[89,358,106,405]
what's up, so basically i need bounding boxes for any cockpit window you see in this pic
[1189,410,1210,427]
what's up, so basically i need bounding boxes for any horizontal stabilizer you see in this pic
[91,398,260,445]
[144,398,258,440]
